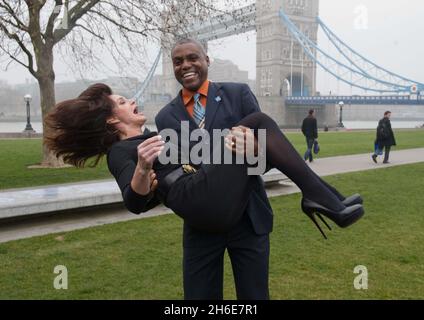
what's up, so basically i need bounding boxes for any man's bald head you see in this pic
[171,38,207,57]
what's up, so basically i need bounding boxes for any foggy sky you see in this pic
[1,0,423,95]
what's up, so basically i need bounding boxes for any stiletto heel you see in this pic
[316,213,332,231]
[301,198,365,239]
[304,211,328,240]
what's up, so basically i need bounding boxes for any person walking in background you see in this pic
[302,109,318,163]
[372,111,396,164]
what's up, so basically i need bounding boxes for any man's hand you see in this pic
[149,170,158,192]
[224,126,259,157]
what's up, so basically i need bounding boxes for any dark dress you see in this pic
[106,129,254,233]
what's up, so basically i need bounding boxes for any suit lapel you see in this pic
[170,92,198,128]
[169,83,223,131]
[204,82,222,131]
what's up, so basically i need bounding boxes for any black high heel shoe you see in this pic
[301,198,365,239]
[342,194,363,206]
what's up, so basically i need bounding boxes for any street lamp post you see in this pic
[23,94,35,133]
[338,101,345,128]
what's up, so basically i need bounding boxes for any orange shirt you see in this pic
[182,80,210,118]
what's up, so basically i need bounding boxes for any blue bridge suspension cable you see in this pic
[133,48,162,108]
[279,9,424,94]
[317,17,424,93]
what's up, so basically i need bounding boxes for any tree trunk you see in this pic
[37,49,65,168]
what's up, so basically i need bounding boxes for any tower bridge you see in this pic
[137,0,424,128]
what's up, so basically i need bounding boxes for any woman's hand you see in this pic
[131,135,164,196]
[225,126,259,157]
[137,135,165,174]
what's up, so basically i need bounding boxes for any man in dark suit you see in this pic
[155,39,273,300]
[301,109,318,163]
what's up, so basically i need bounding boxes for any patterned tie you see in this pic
[193,93,206,129]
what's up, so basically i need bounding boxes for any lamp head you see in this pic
[24,94,32,103]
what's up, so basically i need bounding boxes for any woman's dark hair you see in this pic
[308,109,315,116]
[45,83,120,168]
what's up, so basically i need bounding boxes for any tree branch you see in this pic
[24,0,45,49]
[0,45,36,77]
[89,9,148,36]
[0,0,29,32]
[0,20,36,76]
[74,23,105,40]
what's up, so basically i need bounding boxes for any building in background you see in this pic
[0,59,255,122]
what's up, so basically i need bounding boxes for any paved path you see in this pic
[1,148,423,243]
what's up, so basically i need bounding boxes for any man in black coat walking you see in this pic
[302,109,318,163]
[372,111,397,164]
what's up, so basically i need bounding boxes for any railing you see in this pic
[285,95,424,105]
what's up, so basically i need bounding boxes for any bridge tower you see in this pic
[256,0,319,126]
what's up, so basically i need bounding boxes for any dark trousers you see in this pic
[383,146,391,162]
[182,213,270,300]
[304,138,315,162]
[374,145,391,162]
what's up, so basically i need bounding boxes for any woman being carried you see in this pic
[45,84,364,238]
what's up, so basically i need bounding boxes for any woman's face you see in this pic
[109,95,147,127]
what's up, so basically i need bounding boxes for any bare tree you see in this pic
[0,0,249,167]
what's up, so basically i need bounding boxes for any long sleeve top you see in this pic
[106,129,169,214]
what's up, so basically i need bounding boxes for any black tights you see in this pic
[164,112,346,233]
[238,112,345,212]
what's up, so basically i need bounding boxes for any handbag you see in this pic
[313,140,320,154]
[374,142,383,156]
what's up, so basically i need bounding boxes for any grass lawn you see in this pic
[285,128,424,158]
[0,163,423,299]
[0,139,111,190]
[1,129,424,190]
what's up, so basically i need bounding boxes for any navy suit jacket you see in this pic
[155,82,273,235]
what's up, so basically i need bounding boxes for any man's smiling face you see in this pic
[171,41,210,92]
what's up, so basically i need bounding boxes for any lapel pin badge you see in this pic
[215,96,222,102]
